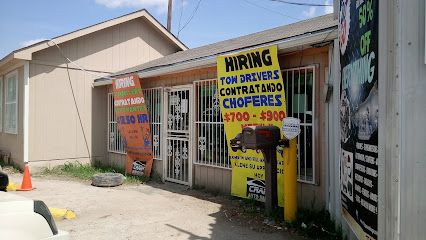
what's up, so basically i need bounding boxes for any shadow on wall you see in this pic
[91,85,109,167]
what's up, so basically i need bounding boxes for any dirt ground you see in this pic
[9,173,306,240]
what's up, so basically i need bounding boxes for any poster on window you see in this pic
[339,0,378,239]
[217,45,286,206]
[112,74,153,177]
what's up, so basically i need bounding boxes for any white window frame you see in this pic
[282,66,316,184]
[4,70,18,134]
[0,75,3,132]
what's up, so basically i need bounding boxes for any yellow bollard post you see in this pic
[284,138,297,222]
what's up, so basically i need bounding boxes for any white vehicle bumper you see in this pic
[43,230,70,240]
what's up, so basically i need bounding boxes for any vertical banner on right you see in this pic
[339,0,379,239]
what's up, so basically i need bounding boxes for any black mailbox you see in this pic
[229,125,283,214]
[242,126,281,150]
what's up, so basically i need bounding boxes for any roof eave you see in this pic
[0,53,15,69]
[0,9,187,69]
[93,26,337,87]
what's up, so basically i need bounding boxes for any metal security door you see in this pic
[164,86,193,185]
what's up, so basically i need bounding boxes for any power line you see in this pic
[242,0,301,21]
[47,39,113,80]
[177,0,184,38]
[47,38,114,162]
[64,62,92,161]
[266,0,333,7]
[177,0,202,37]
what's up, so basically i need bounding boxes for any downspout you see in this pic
[23,61,29,164]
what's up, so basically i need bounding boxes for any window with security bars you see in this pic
[282,66,316,184]
[107,88,163,161]
[108,92,125,154]
[194,80,230,168]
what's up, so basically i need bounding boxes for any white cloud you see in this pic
[303,6,317,18]
[324,0,333,14]
[95,0,168,13]
[20,38,47,47]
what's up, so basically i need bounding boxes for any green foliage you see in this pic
[0,159,21,173]
[240,197,264,215]
[292,208,347,240]
[41,162,148,184]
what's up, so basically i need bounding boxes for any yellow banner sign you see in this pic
[217,45,286,206]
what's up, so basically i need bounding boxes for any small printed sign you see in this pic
[282,117,301,140]
[131,160,146,176]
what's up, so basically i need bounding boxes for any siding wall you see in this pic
[0,62,25,168]
[28,17,181,170]
[142,67,231,192]
[397,0,426,238]
[105,46,329,206]
[278,47,329,209]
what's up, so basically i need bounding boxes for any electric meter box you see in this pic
[242,126,281,150]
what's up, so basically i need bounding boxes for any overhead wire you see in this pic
[242,0,302,21]
[47,39,107,162]
[177,0,184,38]
[266,0,333,7]
[47,39,113,80]
[177,0,202,37]
[64,61,92,161]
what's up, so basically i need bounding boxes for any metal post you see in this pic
[284,138,297,221]
[263,147,278,215]
[167,0,173,32]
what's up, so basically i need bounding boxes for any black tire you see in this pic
[91,173,124,187]
[241,146,247,153]
[0,171,9,192]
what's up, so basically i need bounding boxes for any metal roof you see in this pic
[103,14,336,80]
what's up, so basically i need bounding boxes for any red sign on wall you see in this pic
[112,74,153,176]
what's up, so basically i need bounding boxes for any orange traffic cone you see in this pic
[17,163,35,191]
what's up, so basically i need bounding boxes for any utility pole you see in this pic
[167,0,173,32]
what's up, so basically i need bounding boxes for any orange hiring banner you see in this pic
[112,74,153,177]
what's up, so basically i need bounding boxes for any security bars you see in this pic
[107,88,163,162]
[107,68,316,184]
[107,92,125,154]
[282,66,316,184]
[194,79,230,169]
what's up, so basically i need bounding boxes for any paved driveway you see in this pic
[10,175,304,240]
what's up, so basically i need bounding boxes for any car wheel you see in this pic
[92,173,124,187]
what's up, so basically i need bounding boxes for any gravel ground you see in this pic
[9,173,306,240]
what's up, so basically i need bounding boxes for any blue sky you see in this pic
[0,0,333,58]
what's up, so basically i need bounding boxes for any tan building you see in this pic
[0,9,187,170]
[94,14,337,209]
